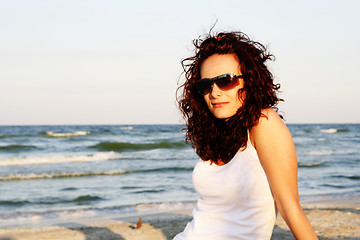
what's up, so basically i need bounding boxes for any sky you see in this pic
[1,0,359,125]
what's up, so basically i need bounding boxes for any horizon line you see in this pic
[0,122,359,127]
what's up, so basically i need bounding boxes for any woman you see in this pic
[174,31,318,239]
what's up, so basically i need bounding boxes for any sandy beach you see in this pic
[1,198,359,240]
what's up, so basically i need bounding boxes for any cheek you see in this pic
[230,91,244,112]
[230,89,241,102]
[203,95,211,107]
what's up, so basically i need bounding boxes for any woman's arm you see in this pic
[250,108,318,239]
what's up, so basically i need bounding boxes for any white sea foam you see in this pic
[46,131,91,137]
[0,209,99,226]
[298,161,325,167]
[135,201,195,213]
[320,128,338,134]
[120,126,134,130]
[0,151,120,166]
[304,150,334,156]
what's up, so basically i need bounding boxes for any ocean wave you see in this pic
[0,195,103,207]
[298,161,325,168]
[0,134,33,138]
[132,167,193,174]
[0,131,91,139]
[0,200,31,206]
[337,128,350,133]
[0,201,196,225]
[0,144,37,152]
[320,183,347,189]
[320,128,350,133]
[303,150,334,156]
[331,175,360,180]
[135,201,196,213]
[0,167,192,181]
[0,152,120,166]
[45,131,91,138]
[90,141,188,151]
[120,126,134,130]
[61,187,78,191]
[0,169,127,181]
[72,195,103,203]
[320,128,337,133]
[132,189,165,194]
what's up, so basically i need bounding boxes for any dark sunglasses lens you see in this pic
[197,81,212,95]
[216,75,239,90]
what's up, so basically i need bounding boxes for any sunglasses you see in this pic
[196,73,244,95]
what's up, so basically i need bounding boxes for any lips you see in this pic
[212,102,229,108]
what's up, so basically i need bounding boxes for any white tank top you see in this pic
[174,138,276,240]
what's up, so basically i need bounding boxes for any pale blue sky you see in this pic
[1,0,359,124]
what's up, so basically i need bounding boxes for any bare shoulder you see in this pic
[249,108,298,185]
[249,108,292,149]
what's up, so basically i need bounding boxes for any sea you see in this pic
[0,124,359,226]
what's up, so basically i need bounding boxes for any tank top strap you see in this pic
[246,129,258,158]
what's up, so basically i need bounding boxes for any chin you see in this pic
[212,111,236,119]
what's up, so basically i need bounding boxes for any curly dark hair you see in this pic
[177,31,283,165]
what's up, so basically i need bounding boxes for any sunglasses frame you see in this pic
[196,73,244,95]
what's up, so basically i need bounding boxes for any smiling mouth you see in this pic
[212,102,228,108]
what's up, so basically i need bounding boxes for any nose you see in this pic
[210,83,222,97]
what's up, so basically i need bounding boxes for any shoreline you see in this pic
[1,197,359,239]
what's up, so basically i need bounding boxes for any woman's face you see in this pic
[200,54,244,119]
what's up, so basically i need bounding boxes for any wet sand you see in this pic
[1,198,359,240]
